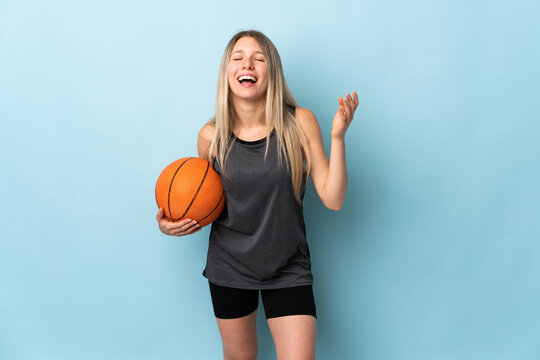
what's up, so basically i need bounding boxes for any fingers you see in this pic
[338,91,359,122]
[167,218,197,231]
[171,223,202,236]
[345,94,353,119]
[169,219,201,235]
[180,225,203,235]
[339,95,352,122]
[347,94,355,112]
[338,97,347,120]
[156,210,203,236]
[171,219,199,233]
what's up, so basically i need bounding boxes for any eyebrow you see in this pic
[231,50,264,56]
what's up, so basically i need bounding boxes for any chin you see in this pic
[231,89,266,101]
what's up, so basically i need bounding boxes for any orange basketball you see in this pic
[155,157,225,228]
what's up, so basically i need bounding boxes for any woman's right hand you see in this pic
[156,208,202,236]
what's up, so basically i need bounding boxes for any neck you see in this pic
[231,96,266,130]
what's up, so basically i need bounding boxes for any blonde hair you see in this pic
[206,30,311,204]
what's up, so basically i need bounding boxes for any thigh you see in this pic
[216,310,258,360]
[208,281,260,359]
[261,285,317,359]
[208,281,259,319]
[267,315,316,360]
[261,285,317,319]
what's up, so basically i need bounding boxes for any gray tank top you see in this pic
[202,108,313,289]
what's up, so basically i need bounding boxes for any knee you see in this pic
[223,347,258,360]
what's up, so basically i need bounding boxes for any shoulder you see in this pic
[294,106,321,139]
[294,106,317,122]
[197,123,216,161]
[198,123,215,142]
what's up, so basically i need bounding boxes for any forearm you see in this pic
[322,137,348,210]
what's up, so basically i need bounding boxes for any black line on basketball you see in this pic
[199,189,225,223]
[167,157,194,220]
[173,161,210,220]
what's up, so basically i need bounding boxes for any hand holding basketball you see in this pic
[155,208,202,236]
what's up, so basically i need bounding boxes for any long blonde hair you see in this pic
[206,30,310,204]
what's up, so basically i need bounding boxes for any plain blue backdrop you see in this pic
[1,0,539,359]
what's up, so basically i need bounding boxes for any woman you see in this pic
[156,30,358,360]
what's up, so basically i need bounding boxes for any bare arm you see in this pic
[297,91,358,211]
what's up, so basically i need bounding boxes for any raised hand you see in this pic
[331,91,359,140]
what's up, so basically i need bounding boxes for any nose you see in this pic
[242,58,254,69]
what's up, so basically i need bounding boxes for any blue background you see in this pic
[1,0,539,359]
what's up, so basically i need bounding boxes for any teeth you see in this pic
[238,75,257,82]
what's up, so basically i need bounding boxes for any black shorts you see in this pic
[208,281,317,320]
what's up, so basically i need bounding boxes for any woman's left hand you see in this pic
[331,91,359,140]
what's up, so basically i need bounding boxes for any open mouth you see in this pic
[237,75,258,86]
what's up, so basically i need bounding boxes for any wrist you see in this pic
[331,134,345,143]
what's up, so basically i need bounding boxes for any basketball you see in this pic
[155,157,225,228]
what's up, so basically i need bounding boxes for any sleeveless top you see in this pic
[202,107,313,290]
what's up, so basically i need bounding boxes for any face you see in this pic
[227,36,269,102]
